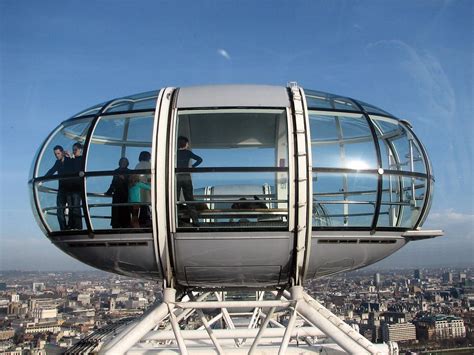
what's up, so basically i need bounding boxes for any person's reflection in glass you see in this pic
[105,157,131,228]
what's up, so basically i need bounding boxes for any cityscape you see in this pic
[0,267,472,354]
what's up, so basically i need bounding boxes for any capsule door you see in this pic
[160,86,295,288]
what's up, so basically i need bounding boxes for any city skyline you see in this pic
[1,0,473,270]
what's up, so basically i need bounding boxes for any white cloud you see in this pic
[217,48,231,60]
[425,209,474,228]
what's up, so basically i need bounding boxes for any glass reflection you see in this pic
[313,172,377,227]
[371,116,427,174]
[36,119,92,178]
[87,114,154,172]
[309,113,377,169]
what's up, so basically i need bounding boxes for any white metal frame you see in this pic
[98,286,398,355]
[154,87,176,284]
[289,84,313,285]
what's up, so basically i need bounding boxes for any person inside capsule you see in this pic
[176,136,202,227]
[135,151,152,227]
[128,174,151,228]
[45,145,73,231]
[67,142,84,230]
[105,157,131,228]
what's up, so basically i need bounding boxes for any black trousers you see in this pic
[57,190,68,231]
[67,191,83,230]
[177,174,198,225]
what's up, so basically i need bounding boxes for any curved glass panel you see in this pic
[33,119,92,233]
[86,173,152,230]
[104,91,159,113]
[355,100,394,117]
[87,113,154,172]
[309,112,377,169]
[71,102,106,118]
[86,113,154,230]
[378,174,427,228]
[313,172,377,227]
[371,116,427,174]
[175,108,289,230]
[369,116,430,228]
[305,90,359,112]
[36,119,93,178]
[35,178,86,232]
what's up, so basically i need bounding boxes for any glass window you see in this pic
[104,91,159,113]
[86,113,154,230]
[305,90,359,112]
[355,100,393,117]
[377,174,427,228]
[175,109,289,230]
[86,173,151,230]
[371,116,427,174]
[71,102,106,118]
[87,114,154,172]
[35,178,86,232]
[309,112,377,169]
[36,119,92,178]
[313,172,377,227]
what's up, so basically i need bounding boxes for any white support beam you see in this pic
[101,288,176,355]
[144,327,325,341]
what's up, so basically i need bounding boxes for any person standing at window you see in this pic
[45,145,72,230]
[106,157,131,228]
[177,136,202,227]
[135,151,151,227]
[67,142,84,230]
[128,174,151,228]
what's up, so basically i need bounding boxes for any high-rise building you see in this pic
[443,272,453,283]
[414,269,422,280]
[374,273,381,287]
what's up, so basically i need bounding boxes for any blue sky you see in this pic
[0,0,472,270]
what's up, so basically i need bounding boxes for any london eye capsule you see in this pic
[29,84,442,289]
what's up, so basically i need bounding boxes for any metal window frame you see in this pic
[81,99,117,235]
[154,87,177,285]
[401,122,433,228]
[349,98,383,232]
[32,117,96,234]
[172,107,292,232]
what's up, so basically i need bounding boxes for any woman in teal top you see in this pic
[129,175,151,228]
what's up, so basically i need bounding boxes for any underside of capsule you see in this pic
[29,84,442,289]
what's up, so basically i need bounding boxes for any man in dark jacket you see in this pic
[67,142,84,230]
[45,145,72,230]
